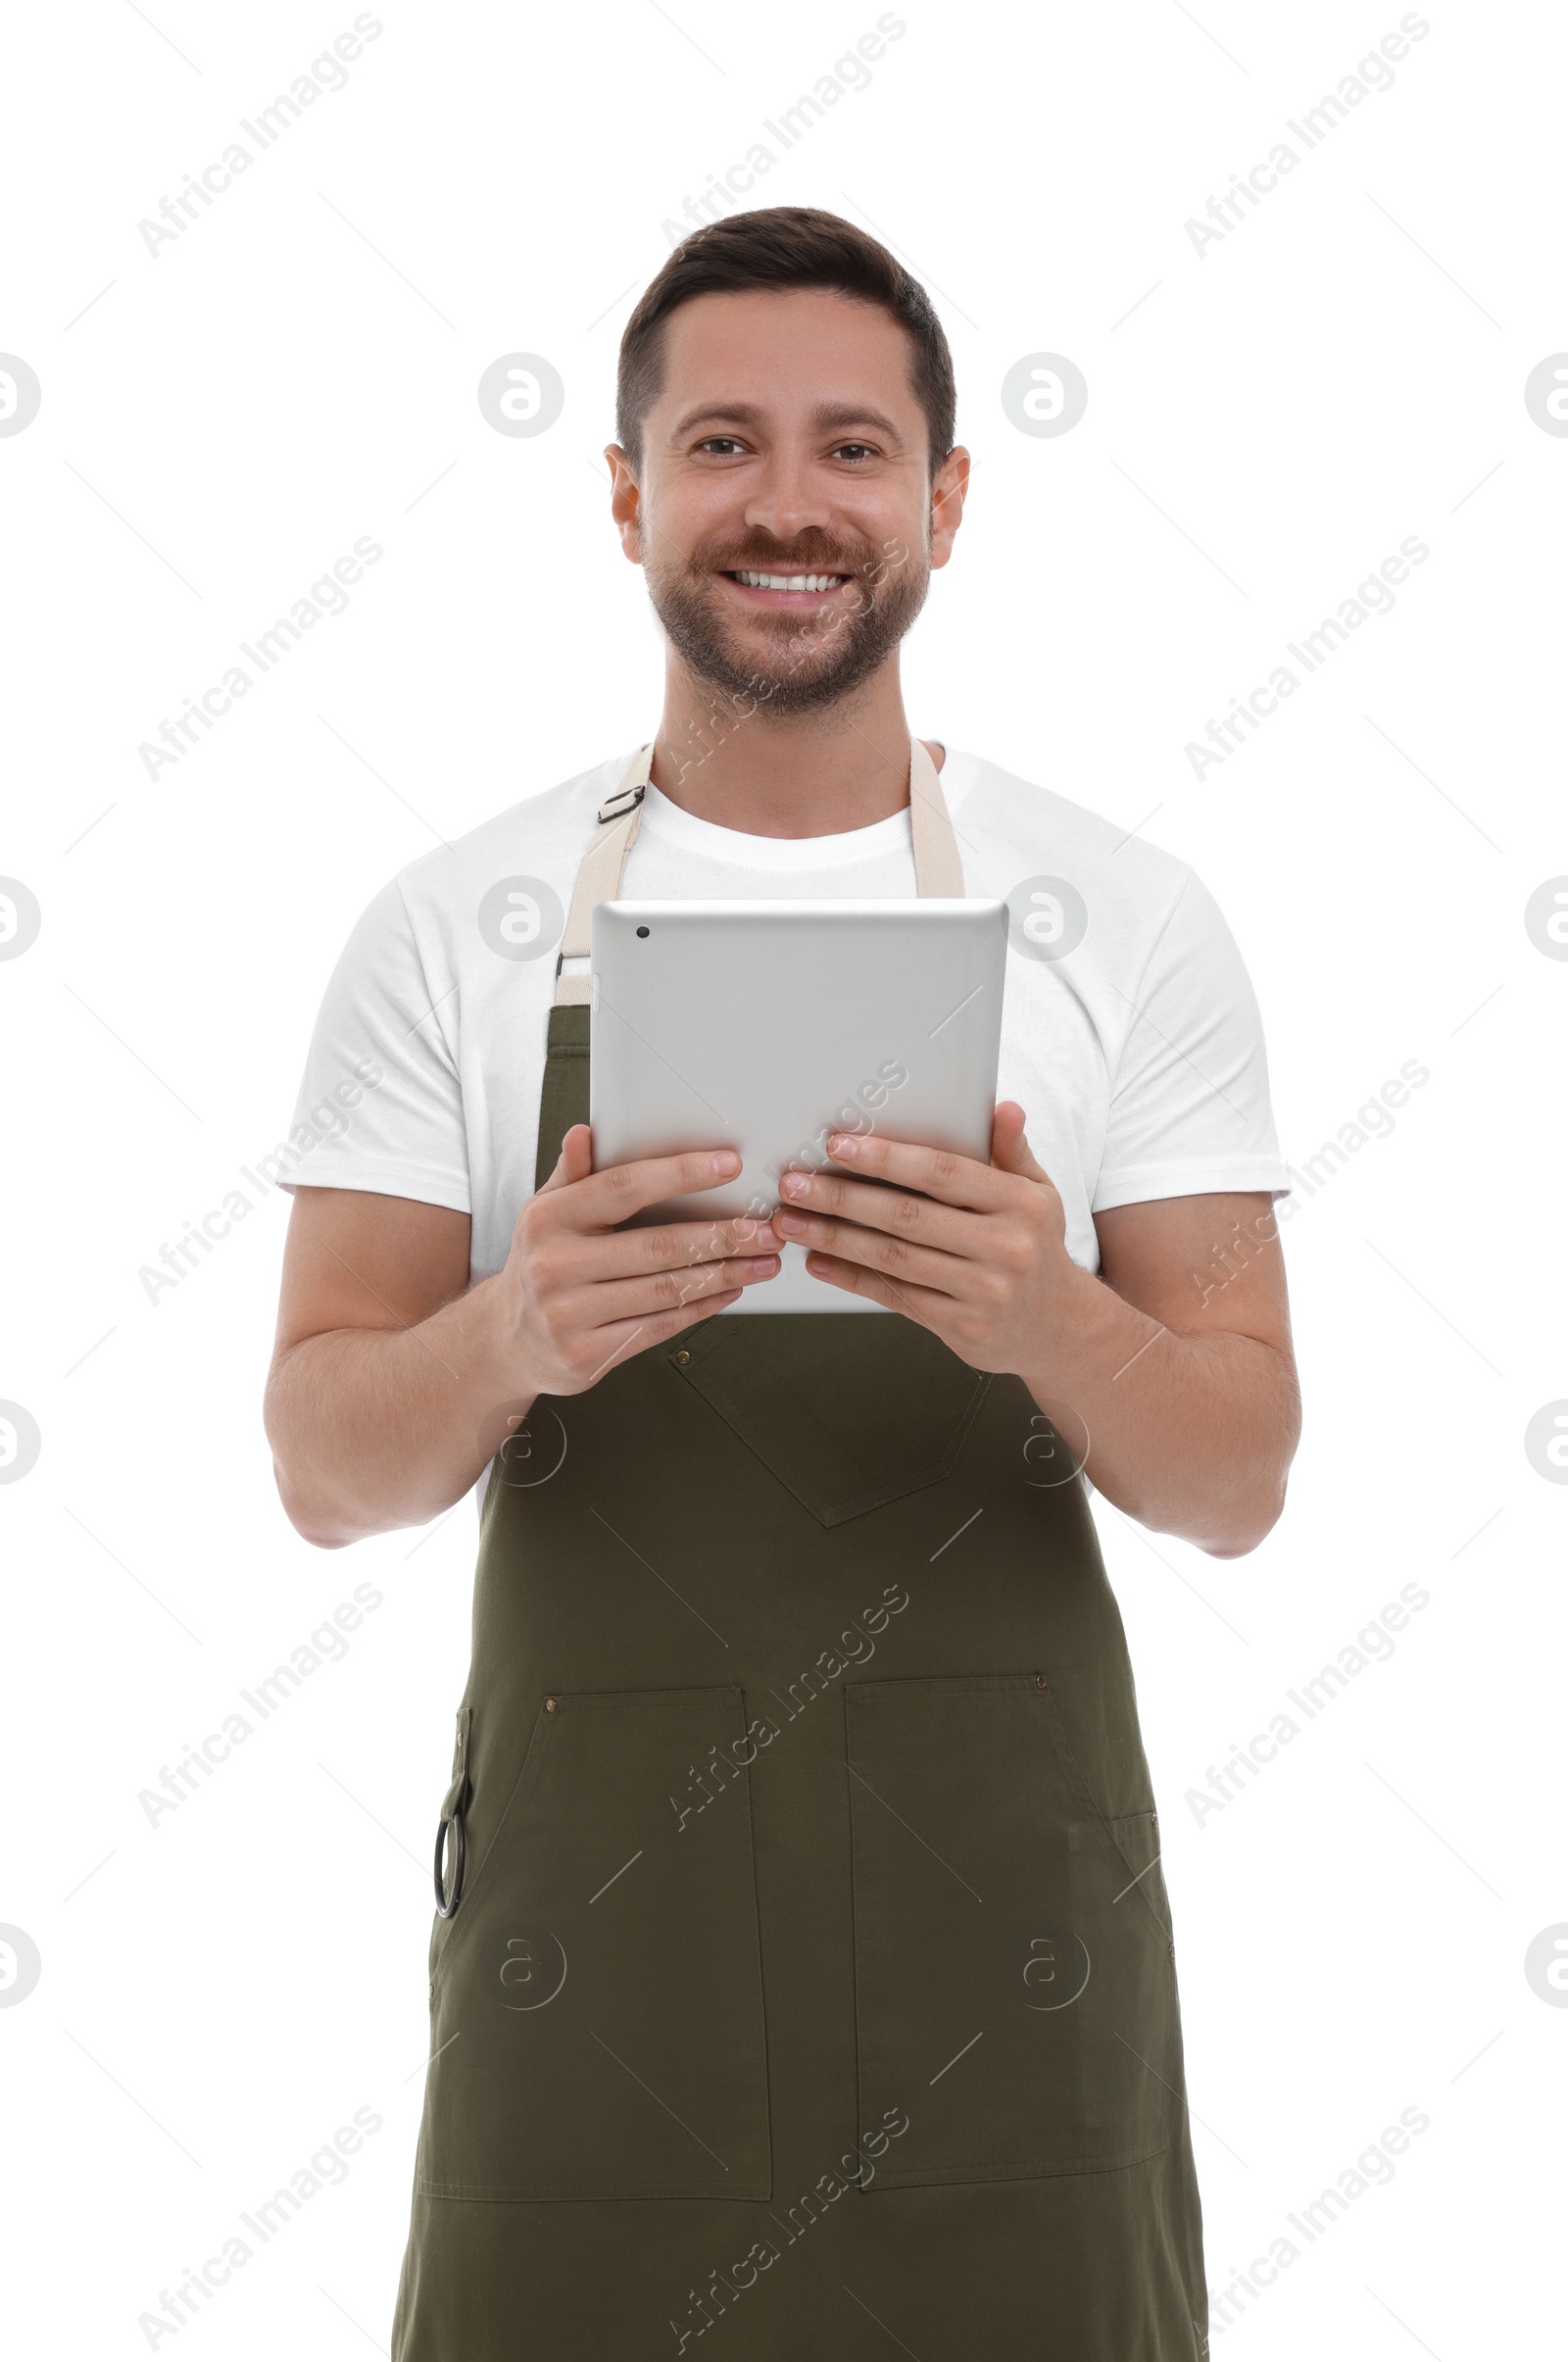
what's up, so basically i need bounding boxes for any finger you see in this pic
[776,1164,979,1256]
[536,1120,595,1195]
[819,1128,1012,1210]
[801,1249,950,1325]
[580,1251,782,1325]
[990,1101,1055,1187]
[567,1146,760,1229]
[574,1284,748,1378]
[580,1210,783,1279]
[775,1199,968,1294]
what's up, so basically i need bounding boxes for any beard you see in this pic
[644,524,931,718]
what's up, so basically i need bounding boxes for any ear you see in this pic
[930,444,971,570]
[605,445,643,563]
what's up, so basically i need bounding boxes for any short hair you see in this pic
[615,205,956,478]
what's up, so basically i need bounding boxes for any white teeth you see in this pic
[733,569,845,592]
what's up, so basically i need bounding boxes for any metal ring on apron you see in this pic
[432,1804,466,1918]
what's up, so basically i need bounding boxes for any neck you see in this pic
[650,659,940,838]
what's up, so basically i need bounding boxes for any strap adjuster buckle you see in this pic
[596,781,646,824]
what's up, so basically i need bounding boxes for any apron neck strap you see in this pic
[553,733,963,1007]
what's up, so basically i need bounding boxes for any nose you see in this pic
[742,447,834,547]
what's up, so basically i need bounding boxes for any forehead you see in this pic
[650,287,921,436]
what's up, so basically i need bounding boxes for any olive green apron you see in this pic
[392,742,1207,2360]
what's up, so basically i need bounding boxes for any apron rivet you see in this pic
[673,1350,691,1366]
[1035,1673,1046,1688]
[545,1696,559,1712]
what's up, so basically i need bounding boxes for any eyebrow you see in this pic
[670,400,908,446]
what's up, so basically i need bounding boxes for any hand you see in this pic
[499,1124,781,1395]
[771,1102,1085,1375]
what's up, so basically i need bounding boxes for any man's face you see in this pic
[609,288,966,715]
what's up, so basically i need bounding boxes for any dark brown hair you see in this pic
[615,205,956,478]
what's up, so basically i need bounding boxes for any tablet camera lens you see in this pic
[636,925,650,937]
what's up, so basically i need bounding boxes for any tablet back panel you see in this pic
[589,900,1008,1313]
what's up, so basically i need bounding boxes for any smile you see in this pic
[729,568,847,591]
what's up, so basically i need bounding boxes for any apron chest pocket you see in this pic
[845,1673,1179,2188]
[417,1686,771,2201]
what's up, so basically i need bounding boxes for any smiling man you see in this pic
[265,207,1299,2361]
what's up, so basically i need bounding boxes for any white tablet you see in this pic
[590,899,1008,1313]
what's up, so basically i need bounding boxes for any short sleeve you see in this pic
[1093,868,1291,1212]
[275,877,470,1210]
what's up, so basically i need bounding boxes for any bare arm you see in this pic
[1047,1188,1298,1557]
[263,1130,781,1549]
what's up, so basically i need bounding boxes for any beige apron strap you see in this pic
[907,736,965,898]
[553,734,963,1005]
[554,743,656,1006]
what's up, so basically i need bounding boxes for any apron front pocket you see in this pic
[671,1311,992,1527]
[418,1685,771,2201]
[845,1673,1179,2188]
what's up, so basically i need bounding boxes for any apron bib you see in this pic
[392,741,1207,2360]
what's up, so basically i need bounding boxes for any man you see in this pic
[266,207,1298,2360]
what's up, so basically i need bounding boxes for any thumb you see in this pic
[991,1101,1054,1186]
[538,1120,594,1194]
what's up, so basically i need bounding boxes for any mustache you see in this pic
[694,539,883,578]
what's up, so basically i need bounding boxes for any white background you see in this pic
[2,2,1563,2354]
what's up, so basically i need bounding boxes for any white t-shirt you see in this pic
[278,744,1291,1314]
